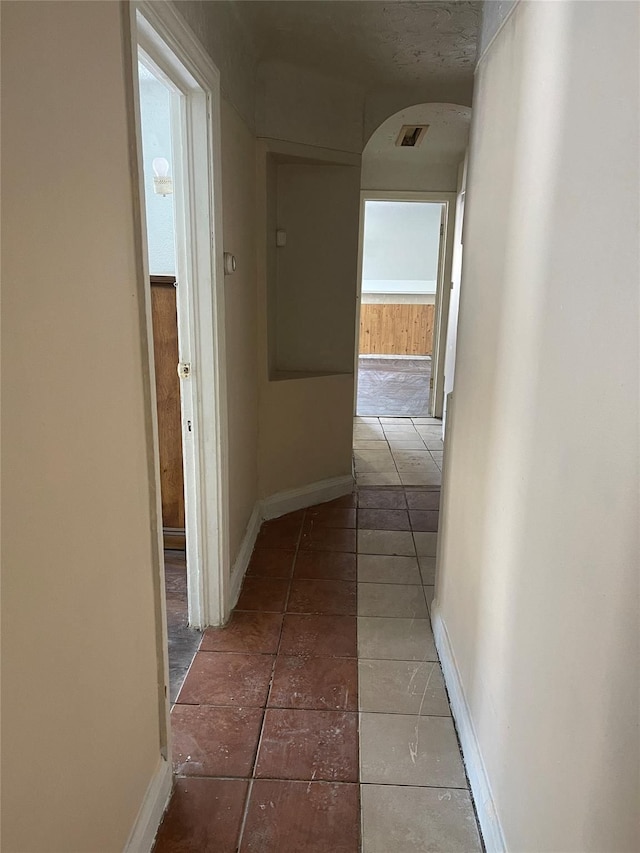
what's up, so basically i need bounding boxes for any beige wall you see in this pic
[437,2,639,850]
[256,144,357,499]
[257,60,365,153]
[274,162,360,375]
[258,375,354,498]
[1,3,164,851]
[220,98,260,558]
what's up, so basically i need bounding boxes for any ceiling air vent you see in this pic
[395,124,429,148]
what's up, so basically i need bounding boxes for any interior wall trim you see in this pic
[229,504,263,610]
[431,608,507,853]
[122,758,172,853]
[261,475,354,521]
[227,475,354,609]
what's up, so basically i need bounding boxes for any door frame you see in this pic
[129,1,230,637]
[353,190,457,418]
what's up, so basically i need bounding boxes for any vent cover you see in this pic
[395,124,429,148]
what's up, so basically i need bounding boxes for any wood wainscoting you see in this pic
[150,275,185,537]
[359,303,435,356]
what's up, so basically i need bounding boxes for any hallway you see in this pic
[154,468,482,851]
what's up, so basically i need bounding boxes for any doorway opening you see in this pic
[132,1,229,724]
[355,195,448,418]
[137,57,199,703]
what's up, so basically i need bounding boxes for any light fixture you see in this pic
[152,157,173,196]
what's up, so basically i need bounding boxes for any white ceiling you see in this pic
[237,1,481,88]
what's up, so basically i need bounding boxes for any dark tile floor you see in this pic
[155,493,362,853]
[356,356,431,417]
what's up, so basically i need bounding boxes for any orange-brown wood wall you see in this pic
[150,277,185,530]
[359,303,434,355]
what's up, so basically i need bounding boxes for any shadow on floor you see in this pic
[357,356,431,417]
[164,549,201,703]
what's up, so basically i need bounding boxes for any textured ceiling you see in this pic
[237,1,482,88]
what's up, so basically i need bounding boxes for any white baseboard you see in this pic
[227,475,353,613]
[229,503,262,609]
[261,474,354,520]
[431,607,507,853]
[123,758,172,853]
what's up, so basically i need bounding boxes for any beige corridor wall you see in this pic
[436,2,639,851]
[220,99,260,559]
[1,2,164,851]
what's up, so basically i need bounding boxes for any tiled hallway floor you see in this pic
[154,418,483,852]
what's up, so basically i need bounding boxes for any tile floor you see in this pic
[353,416,444,488]
[154,417,483,852]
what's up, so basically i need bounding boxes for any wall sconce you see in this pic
[152,157,173,196]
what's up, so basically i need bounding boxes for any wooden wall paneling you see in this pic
[359,303,434,355]
[150,277,185,531]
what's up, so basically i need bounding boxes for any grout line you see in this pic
[236,777,254,850]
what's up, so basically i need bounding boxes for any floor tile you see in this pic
[405,490,441,510]
[256,522,302,550]
[357,617,438,661]
[200,611,283,654]
[411,417,442,425]
[358,583,427,618]
[247,549,296,578]
[361,785,482,853]
[409,510,439,532]
[176,651,274,706]
[353,439,388,449]
[357,529,415,556]
[240,780,360,853]
[419,556,437,585]
[236,577,290,612]
[317,493,358,509]
[279,614,357,657]
[293,551,356,581]
[359,713,467,787]
[386,438,426,450]
[354,416,379,423]
[304,507,356,529]
[382,429,419,440]
[300,527,356,553]
[357,508,411,530]
[413,531,438,556]
[354,448,395,462]
[357,554,421,585]
[171,705,263,777]
[379,417,411,424]
[287,579,357,615]
[399,471,442,486]
[256,709,358,782]
[358,660,450,716]
[269,655,358,711]
[392,450,438,471]
[356,473,402,486]
[153,778,248,853]
[357,489,407,509]
[424,438,444,451]
[354,459,397,474]
[353,426,385,440]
